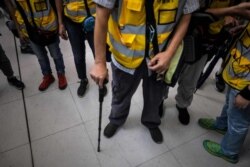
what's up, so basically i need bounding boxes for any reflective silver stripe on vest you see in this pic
[109,33,149,57]
[42,20,58,30]
[119,24,175,36]
[65,10,87,17]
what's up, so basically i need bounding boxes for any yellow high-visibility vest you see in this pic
[16,0,58,31]
[63,0,96,23]
[108,0,186,69]
[223,23,250,90]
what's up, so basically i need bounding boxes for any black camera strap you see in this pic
[83,0,91,17]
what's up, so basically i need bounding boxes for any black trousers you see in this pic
[0,44,14,77]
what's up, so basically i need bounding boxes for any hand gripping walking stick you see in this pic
[97,79,108,152]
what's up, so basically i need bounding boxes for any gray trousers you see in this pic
[0,44,14,78]
[110,60,165,128]
[175,55,208,108]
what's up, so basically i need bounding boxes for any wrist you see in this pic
[239,86,250,101]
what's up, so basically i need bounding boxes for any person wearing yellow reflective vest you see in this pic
[173,0,240,126]
[90,0,199,144]
[55,0,101,97]
[197,3,250,163]
[5,0,68,91]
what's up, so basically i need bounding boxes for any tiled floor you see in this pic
[0,18,249,167]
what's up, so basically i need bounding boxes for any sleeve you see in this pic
[183,0,200,14]
[93,0,116,9]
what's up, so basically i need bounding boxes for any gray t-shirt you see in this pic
[94,0,200,14]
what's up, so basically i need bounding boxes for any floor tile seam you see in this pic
[31,122,84,143]
[82,122,102,167]
[68,86,85,123]
[135,150,171,167]
[0,97,23,106]
[168,131,208,152]
[0,142,29,154]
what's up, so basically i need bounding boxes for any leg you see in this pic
[30,41,55,91]
[221,88,250,156]
[47,38,67,90]
[0,44,14,77]
[64,18,89,95]
[30,40,52,75]
[64,18,87,79]
[104,62,143,138]
[175,55,207,125]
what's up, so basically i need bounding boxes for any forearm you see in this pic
[206,2,250,19]
[55,0,64,25]
[164,14,191,59]
[94,5,111,65]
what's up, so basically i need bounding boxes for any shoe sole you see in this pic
[203,140,238,164]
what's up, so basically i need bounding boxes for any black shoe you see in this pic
[149,127,163,144]
[176,105,190,125]
[215,72,225,92]
[104,122,119,138]
[159,100,164,118]
[77,79,89,97]
[7,76,25,90]
[21,46,34,54]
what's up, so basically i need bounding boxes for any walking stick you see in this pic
[97,80,108,152]
[13,35,35,167]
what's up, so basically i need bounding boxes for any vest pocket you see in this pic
[119,0,145,26]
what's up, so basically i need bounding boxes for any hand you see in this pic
[234,2,250,20]
[234,94,250,109]
[18,31,29,42]
[90,62,108,88]
[148,51,172,74]
[58,24,68,40]
[223,16,239,27]
[228,24,245,36]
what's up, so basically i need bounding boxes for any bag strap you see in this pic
[15,0,34,29]
[83,0,91,17]
[26,0,38,28]
[145,0,158,57]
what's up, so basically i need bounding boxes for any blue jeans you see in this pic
[30,37,65,75]
[215,87,250,156]
[64,18,94,80]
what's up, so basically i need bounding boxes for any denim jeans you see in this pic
[30,37,65,75]
[64,18,94,80]
[215,87,250,156]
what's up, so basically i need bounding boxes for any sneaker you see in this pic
[176,105,190,125]
[215,72,225,92]
[77,79,89,97]
[159,100,164,118]
[7,76,25,90]
[20,46,34,54]
[149,127,163,144]
[104,122,119,138]
[198,118,227,135]
[58,73,67,90]
[203,140,239,164]
[39,74,55,91]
